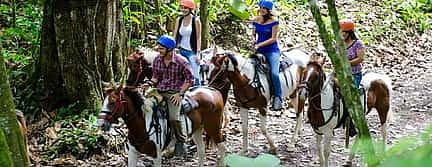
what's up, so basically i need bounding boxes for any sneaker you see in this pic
[174,142,186,156]
[272,97,283,111]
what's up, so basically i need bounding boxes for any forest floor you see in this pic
[26,0,432,166]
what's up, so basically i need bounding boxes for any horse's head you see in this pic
[127,47,157,85]
[207,50,237,89]
[298,57,326,101]
[98,83,132,131]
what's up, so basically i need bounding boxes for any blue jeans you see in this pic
[263,51,282,98]
[179,48,201,86]
[353,73,362,88]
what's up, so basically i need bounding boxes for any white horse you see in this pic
[206,48,310,154]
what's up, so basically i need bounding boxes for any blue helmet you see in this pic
[259,0,273,10]
[157,35,176,50]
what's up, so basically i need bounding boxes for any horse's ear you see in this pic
[128,47,134,55]
[103,82,114,94]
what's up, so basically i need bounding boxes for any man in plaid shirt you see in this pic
[150,35,194,156]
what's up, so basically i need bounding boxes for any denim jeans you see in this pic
[353,73,362,88]
[179,48,201,86]
[263,51,282,98]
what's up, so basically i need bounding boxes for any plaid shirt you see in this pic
[152,53,194,91]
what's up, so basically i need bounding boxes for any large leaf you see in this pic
[224,154,254,166]
[224,153,282,167]
[228,0,250,20]
[254,154,281,167]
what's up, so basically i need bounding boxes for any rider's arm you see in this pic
[350,47,365,66]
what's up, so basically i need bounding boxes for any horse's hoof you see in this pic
[342,161,352,167]
[269,148,277,155]
[163,151,174,158]
[240,150,248,156]
[217,161,226,167]
[291,137,298,144]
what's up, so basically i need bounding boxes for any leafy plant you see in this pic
[394,0,432,32]
[45,114,106,160]
[352,124,432,167]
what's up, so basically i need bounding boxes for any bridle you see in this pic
[105,87,139,123]
[298,63,332,111]
[208,55,231,90]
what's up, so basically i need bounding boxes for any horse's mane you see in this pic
[226,53,238,67]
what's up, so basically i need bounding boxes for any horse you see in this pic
[206,48,310,154]
[296,58,392,167]
[126,47,158,86]
[98,84,227,167]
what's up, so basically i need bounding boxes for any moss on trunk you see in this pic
[0,51,29,167]
[0,129,13,167]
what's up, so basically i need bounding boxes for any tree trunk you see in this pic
[11,0,16,27]
[0,51,29,167]
[35,0,126,112]
[308,0,377,165]
[199,0,209,49]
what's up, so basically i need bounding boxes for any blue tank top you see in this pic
[253,21,280,54]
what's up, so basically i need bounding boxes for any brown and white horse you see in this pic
[296,59,392,167]
[98,84,227,167]
[207,49,310,154]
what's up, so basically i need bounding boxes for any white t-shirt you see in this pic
[179,19,193,51]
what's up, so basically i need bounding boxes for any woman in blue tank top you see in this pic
[252,0,282,111]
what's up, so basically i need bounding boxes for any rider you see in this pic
[339,19,365,88]
[173,0,202,86]
[252,0,283,111]
[150,35,194,156]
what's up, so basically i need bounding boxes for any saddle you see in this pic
[249,53,295,96]
[144,88,199,117]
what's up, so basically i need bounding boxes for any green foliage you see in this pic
[392,0,432,32]
[45,113,106,160]
[224,153,283,167]
[352,124,432,167]
[1,1,42,114]
[228,0,250,20]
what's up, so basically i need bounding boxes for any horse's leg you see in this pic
[323,132,333,167]
[216,142,227,167]
[376,96,390,146]
[292,96,303,144]
[240,107,249,155]
[127,142,139,167]
[162,137,176,157]
[346,136,360,166]
[223,103,232,129]
[154,146,162,167]
[258,108,276,154]
[316,134,324,167]
[192,127,205,167]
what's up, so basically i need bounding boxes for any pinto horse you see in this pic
[98,84,227,167]
[296,59,392,167]
[207,48,310,154]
